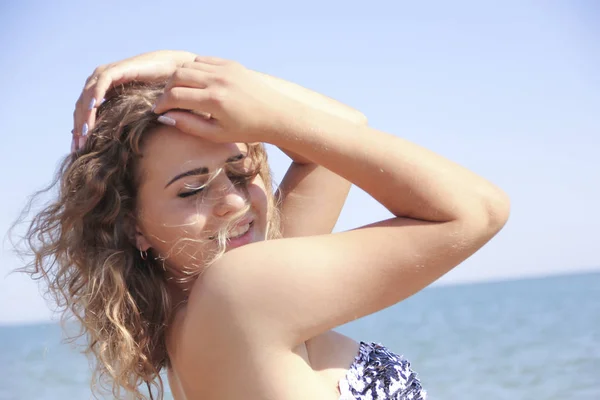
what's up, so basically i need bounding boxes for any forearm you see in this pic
[270,106,509,224]
[253,70,368,165]
[254,71,367,125]
[259,73,365,235]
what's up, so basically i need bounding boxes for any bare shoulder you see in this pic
[183,212,505,350]
[166,296,264,399]
[171,280,339,399]
[173,209,506,397]
[165,305,191,400]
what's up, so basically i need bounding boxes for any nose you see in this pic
[212,176,247,218]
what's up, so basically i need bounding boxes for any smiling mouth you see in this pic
[208,220,254,241]
[227,221,252,239]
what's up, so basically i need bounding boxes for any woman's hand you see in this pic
[152,56,307,145]
[72,50,197,149]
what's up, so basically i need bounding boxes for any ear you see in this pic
[125,214,152,252]
[135,225,152,252]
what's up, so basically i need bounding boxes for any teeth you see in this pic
[227,223,250,239]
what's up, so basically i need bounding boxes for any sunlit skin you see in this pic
[64,51,511,399]
[134,126,269,291]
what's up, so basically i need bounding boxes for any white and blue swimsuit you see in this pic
[338,342,427,400]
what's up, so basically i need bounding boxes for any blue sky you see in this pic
[1,1,598,324]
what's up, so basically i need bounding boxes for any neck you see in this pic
[164,271,197,312]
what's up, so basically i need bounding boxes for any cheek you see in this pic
[247,178,269,233]
[248,177,268,207]
[141,202,212,254]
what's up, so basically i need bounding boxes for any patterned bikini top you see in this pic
[338,342,427,400]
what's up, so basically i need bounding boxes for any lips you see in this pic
[225,220,255,249]
[208,217,254,241]
[227,221,251,239]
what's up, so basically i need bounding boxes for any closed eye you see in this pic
[178,187,204,198]
[227,170,257,186]
[178,180,208,198]
[177,165,257,199]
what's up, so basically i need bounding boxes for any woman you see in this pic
[19,50,510,399]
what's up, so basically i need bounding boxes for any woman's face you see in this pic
[134,126,269,272]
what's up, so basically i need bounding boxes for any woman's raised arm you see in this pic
[150,58,511,349]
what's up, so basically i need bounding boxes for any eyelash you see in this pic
[177,171,256,199]
[178,187,204,198]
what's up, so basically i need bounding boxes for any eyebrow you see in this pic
[165,154,245,188]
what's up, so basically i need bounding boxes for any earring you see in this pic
[140,250,148,260]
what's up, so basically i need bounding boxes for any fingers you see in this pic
[91,62,174,103]
[191,110,213,120]
[73,95,84,136]
[181,61,218,72]
[72,70,103,138]
[92,70,120,104]
[194,56,231,65]
[164,67,210,91]
[158,110,221,138]
[70,135,77,153]
[71,129,87,152]
[72,61,179,135]
[153,87,216,114]
[156,63,227,113]
[73,65,107,132]
[70,56,232,151]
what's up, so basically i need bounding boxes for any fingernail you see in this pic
[157,116,176,126]
[99,97,105,105]
[88,98,96,110]
[71,137,76,153]
[82,123,89,136]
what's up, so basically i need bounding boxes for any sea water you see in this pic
[1,272,598,399]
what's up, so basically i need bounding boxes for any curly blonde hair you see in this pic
[12,83,281,399]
